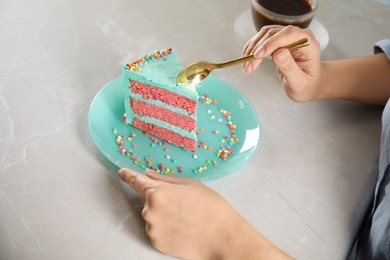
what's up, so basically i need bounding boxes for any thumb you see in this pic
[272,48,295,72]
[272,48,309,97]
[118,168,157,196]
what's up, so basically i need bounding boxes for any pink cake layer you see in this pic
[133,118,196,151]
[130,80,197,115]
[131,99,196,131]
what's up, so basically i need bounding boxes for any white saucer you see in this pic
[234,9,329,51]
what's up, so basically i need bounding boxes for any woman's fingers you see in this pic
[118,168,158,196]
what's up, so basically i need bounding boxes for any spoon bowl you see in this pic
[176,38,309,84]
[178,61,215,83]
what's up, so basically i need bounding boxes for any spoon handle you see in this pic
[215,38,309,68]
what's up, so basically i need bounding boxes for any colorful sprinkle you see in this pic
[124,48,173,71]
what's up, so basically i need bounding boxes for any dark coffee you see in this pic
[251,0,315,31]
[259,0,312,16]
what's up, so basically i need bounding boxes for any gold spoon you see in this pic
[176,38,309,84]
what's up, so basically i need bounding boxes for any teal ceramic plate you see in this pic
[88,76,260,181]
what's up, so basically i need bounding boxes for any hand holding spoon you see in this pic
[176,38,309,84]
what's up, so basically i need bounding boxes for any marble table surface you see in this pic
[1,0,389,259]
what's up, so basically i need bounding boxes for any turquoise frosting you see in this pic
[132,115,197,140]
[123,49,198,101]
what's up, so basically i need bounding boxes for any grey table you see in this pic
[1,0,389,259]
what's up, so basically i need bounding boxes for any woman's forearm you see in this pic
[222,215,293,260]
[320,53,390,105]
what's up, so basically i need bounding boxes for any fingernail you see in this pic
[243,62,253,73]
[118,168,132,178]
[242,62,247,72]
[118,168,124,177]
[254,46,265,58]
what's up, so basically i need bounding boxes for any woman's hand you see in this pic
[242,25,323,103]
[118,168,292,260]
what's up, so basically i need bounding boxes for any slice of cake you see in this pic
[123,48,198,151]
